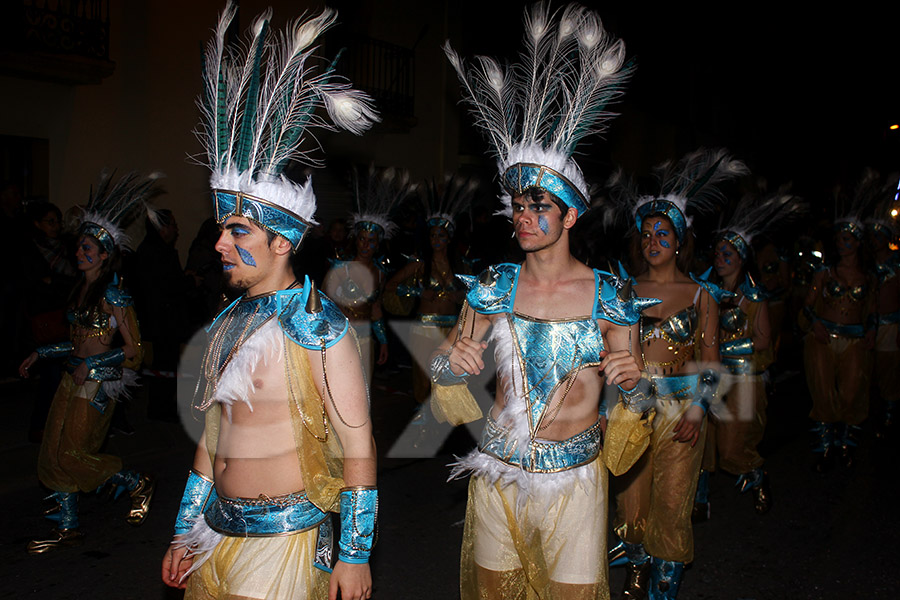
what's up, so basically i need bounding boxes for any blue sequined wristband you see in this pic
[338,487,377,564]
[693,369,721,415]
[36,342,74,359]
[84,348,125,370]
[430,352,468,385]
[618,372,655,413]
[174,470,216,535]
[372,319,388,345]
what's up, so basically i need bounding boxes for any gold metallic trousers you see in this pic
[186,529,329,600]
[804,333,871,425]
[38,373,121,493]
[613,398,706,564]
[704,374,767,475]
[461,459,609,600]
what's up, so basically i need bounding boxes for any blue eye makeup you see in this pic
[233,226,251,236]
[235,245,257,267]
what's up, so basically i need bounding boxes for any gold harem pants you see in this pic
[705,373,767,475]
[613,398,706,564]
[461,458,609,600]
[186,529,330,600]
[804,333,871,425]
[38,373,121,493]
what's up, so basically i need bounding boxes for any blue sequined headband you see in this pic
[355,221,385,239]
[80,222,116,255]
[502,163,589,217]
[213,190,312,251]
[635,199,688,242]
[719,231,749,261]
[834,220,864,240]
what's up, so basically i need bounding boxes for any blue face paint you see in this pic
[538,215,549,235]
[653,221,661,231]
[659,240,671,249]
[235,245,256,267]
[223,264,235,271]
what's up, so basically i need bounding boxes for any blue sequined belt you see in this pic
[820,318,864,339]
[64,356,121,382]
[417,313,457,328]
[478,415,602,473]
[651,373,698,401]
[878,310,900,325]
[205,491,328,537]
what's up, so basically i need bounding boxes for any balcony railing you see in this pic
[0,0,114,84]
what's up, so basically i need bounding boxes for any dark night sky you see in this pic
[452,2,900,200]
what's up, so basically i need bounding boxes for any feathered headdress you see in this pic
[718,187,805,261]
[836,168,894,239]
[198,2,380,251]
[424,174,479,236]
[81,171,164,254]
[349,166,415,241]
[443,2,631,217]
[865,173,900,238]
[616,148,749,242]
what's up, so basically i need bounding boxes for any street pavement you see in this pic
[1,352,898,599]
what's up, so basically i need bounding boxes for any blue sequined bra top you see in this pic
[460,263,658,472]
[511,312,604,434]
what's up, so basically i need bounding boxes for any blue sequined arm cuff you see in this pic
[36,342,74,359]
[372,319,388,345]
[174,470,216,535]
[84,348,126,370]
[430,352,468,385]
[396,284,422,298]
[338,487,378,564]
[692,369,720,415]
[720,337,753,356]
[618,372,655,413]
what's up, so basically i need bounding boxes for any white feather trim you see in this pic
[213,319,283,417]
[101,368,139,402]
[172,517,223,581]
[488,316,531,460]
[449,449,595,512]
[211,168,319,226]
[500,142,589,199]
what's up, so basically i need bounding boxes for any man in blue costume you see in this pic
[160,4,380,599]
[434,7,654,597]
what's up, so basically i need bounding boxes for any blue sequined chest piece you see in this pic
[512,313,604,431]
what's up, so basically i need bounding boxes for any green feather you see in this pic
[236,19,269,173]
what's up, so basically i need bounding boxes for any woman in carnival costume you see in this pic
[325,166,415,380]
[695,191,804,518]
[160,4,380,599]
[606,149,747,599]
[20,171,162,553]
[434,4,655,598]
[863,173,900,436]
[802,172,879,470]
[386,175,477,407]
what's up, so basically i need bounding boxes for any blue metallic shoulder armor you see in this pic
[276,277,349,350]
[459,263,520,314]
[104,274,133,307]
[593,269,661,325]
[690,268,735,305]
[739,275,768,302]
